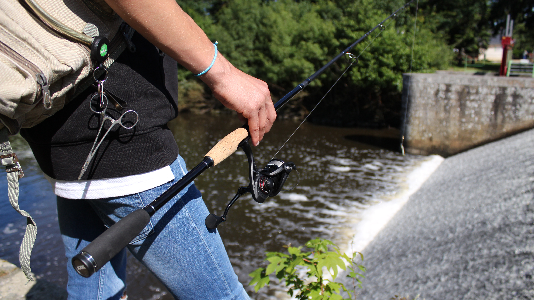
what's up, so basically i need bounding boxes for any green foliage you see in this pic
[249,238,366,300]
[177,0,217,31]
[203,0,452,92]
[511,22,533,58]
[176,0,534,124]
[488,0,534,57]
[206,0,339,89]
[335,0,452,90]
[417,0,491,53]
[417,0,534,58]
[178,0,452,126]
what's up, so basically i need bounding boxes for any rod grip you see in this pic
[72,209,151,278]
[205,127,248,166]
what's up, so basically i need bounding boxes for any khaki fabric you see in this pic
[0,0,123,134]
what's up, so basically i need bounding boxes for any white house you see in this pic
[479,35,504,62]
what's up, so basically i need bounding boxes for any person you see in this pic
[19,0,276,299]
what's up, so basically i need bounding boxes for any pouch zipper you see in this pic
[0,40,51,109]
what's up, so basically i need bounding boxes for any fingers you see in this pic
[247,111,260,146]
[245,79,276,146]
[201,56,276,145]
[247,101,274,146]
[261,97,276,142]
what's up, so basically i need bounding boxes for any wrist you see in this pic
[195,42,218,77]
[198,51,234,90]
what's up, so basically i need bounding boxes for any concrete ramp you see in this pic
[352,128,534,299]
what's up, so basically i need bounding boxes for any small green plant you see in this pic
[249,238,366,300]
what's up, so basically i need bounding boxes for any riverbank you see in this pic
[352,128,534,299]
[0,259,66,300]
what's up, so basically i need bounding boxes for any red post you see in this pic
[500,36,514,76]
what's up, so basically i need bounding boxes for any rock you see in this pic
[0,259,67,300]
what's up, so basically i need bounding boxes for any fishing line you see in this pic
[270,55,356,160]
[271,5,413,160]
[401,0,419,155]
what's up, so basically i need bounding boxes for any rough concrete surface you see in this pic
[0,260,67,300]
[351,129,534,299]
[401,73,534,156]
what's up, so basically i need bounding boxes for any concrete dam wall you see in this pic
[400,72,534,156]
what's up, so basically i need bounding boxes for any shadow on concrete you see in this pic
[26,280,67,300]
[345,134,402,152]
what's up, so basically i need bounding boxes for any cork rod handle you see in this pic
[205,127,249,166]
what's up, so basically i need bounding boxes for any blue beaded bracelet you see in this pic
[195,41,218,77]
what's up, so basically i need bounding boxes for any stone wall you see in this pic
[400,72,534,156]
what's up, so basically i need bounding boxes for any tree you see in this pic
[416,0,491,55]
[178,0,452,127]
[412,0,534,59]
[303,0,452,127]
[488,0,534,57]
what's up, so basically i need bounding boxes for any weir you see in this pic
[400,72,534,156]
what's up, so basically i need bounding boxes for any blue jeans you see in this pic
[57,156,250,300]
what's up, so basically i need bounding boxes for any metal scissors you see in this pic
[78,90,139,180]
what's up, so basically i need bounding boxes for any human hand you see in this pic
[201,57,276,146]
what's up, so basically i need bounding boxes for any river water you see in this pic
[0,113,442,299]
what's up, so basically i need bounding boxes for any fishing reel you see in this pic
[205,139,296,229]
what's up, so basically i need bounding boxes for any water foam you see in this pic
[346,155,444,254]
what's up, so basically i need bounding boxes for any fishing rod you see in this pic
[72,0,416,278]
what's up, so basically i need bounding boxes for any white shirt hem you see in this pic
[46,166,175,199]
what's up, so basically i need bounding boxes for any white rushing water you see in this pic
[263,154,444,300]
[346,155,444,254]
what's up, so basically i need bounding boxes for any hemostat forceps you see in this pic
[78,92,139,180]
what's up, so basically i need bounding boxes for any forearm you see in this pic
[103,0,224,79]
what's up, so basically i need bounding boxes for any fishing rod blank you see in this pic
[72,0,416,278]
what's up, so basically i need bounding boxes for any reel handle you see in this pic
[205,214,225,230]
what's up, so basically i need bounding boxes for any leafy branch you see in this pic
[249,238,366,300]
